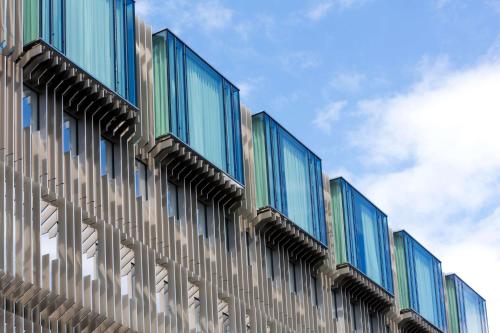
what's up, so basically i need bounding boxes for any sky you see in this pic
[135,0,500,330]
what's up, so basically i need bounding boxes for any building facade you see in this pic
[0,1,489,332]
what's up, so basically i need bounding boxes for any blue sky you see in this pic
[136,0,500,329]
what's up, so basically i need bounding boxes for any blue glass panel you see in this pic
[224,81,234,176]
[176,40,188,142]
[125,0,136,105]
[252,112,327,245]
[26,0,137,104]
[63,120,71,153]
[167,33,178,136]
[152,30,245,184]
[394,231,447,331]
[22,96,32,128]
[231,89,244,182]
[447,274,489,333]
[100,139,107,177]
[115,0,127,97]
[331,178,393,293]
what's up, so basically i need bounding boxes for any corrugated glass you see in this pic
[252,112,327,245]
[446,274,489,333]
[394,231,447,331]
[152,30,244,184]
[23,0,137,105]
[330,178,393,293]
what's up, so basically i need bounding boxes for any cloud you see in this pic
[313,101,347,133]
[134,0,233,33]
[346,56,500,331]
[307,2,335,21]
[280,51,321,71]
[307,0,370,21]
[237,77,264,99]
[329,71,365,92]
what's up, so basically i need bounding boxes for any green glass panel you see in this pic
[330,180,347,264]
[447,277,460,333]
[394,233,410,309]
[153,34,169,137]
[23,0,39,44]
[252,115,269,209]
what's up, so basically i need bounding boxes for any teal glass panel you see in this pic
[23,0,137,104]
[186,48,226,170]
[251,112,327,245]
[446,274,489,333]
[330,178,393,293]
[394,231,447,331]
[152,30,244,184]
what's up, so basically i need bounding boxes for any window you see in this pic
[265,246,274,280]
[351,301,359,331]
[135,160,147,199]
[167,181,178,219]
[197,201,208,238]
[289,260,298,293]
[225,214,235,253]
[332,288,339,319]
[63,113,78,156]
[311,275,319,307]
[22,86,38,129]
[100,138,114,177]
[370,313,378,333]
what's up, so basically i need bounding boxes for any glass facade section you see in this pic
[252,112,327,245]
[394,231,447,331]
[152,30,244,184]
[23,0,137,105]
[446,274,488,333]
[330,177,393,293]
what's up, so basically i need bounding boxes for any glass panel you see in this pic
[252,115,269,208]
[152,31,244,184]
[252,113,327,244]
[24,0,136,103]
[394,231,447,331]
[330,178,393,293]
[63,114,77,156]
[153,34,169,137]
[280,131,311,233]
[135,160,147,199]
[167,181,178,219]
[265,246,274,280]
[23,0,40,44]
[125,0,136,104]
[186,49,225,170]
[100,138,114,177]
[115,0,126,96]
[289,261,297,293]
[414,245,437,323]
[446,274,488,333]
[197,201,208,238]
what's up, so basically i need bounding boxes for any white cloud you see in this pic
[347,56,500,331]
[329,71,365,92]
[307,2,335,21]
[313,101,347,133]
[134,0,233,33]
[307,0,370,21]
[280,51,321,71]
